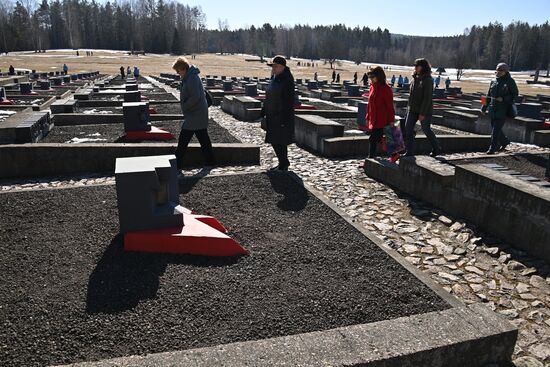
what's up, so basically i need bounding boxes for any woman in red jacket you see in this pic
[366,66,395,158]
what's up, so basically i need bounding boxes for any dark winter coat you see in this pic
[481,72,519,120]
[179,65,209,131]
[262,67,295,145]
[408,74,433,115]
[367,81,395,130]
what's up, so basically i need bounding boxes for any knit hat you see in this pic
[496,63,509,72]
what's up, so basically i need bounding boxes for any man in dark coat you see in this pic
[262,55,295,171]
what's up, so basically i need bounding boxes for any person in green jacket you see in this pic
[481,63,518,154]
[403,58,441,157]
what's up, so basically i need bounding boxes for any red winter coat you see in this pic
[366,81,395,130]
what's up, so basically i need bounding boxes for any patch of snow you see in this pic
[66,137,107,144]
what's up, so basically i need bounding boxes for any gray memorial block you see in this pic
[518,103,543,120]
[19,82,32,94]
[434,88,446,99]
[222,81,233,91]
[125,84,139,92]
[40,72,48,78]
[307,81,318,90]
[52,77,62,86]
[49,71,54,76]
[244,84,258,96]
[115,155,184,234]
[55,71,60,75]
[357,101,368,126]
[70,74,78,81]
[348,85,360,97]
[63,76,71,83]
[124,90,141,102]
[123,102,151,132]
[206,78,216,87]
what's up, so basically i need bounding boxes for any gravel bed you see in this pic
[42,118,240,144]
[75,103,181,115]
[445,153,549,180]
[0,173,448,367]
[91,92,176,101]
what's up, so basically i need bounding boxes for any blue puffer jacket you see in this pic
[180,65,208,131]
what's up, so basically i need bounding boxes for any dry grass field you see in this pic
[1,49,550,96]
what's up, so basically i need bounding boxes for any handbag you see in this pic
[382,122,405,155]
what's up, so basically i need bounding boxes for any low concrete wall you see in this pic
[321,135,491,158]
[294,114,344,152]
[440,111,549,145]
[0,143,260,178]
[534,130,550,147]
[296,109,357,119]
[364,156,550,262]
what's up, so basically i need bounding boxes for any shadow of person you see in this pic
[266,171,309,212]
[86,234,242,315]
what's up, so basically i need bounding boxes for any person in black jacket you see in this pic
[261,55,295,171]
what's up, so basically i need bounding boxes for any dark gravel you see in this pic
[43,118,240,143]
[0,173,449,367]
[4,97,50,105]
[76,103,181,115]
[446,153,549,180]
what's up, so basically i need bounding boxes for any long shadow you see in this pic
[266,171,309,211]
[86,234,241,314]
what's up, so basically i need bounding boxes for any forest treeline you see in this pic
[1,0,549,71]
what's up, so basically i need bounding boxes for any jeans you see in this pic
[272,144,290,168]
[489,118,510,152]
[368,128,384,157]
[175,128,214,169]
[403,112,440,155]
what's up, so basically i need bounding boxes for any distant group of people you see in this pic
[119,66,140,79]
[75,50,94,56]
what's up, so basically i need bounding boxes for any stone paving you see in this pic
[1,80,550,366]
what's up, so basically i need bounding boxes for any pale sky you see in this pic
[180,0,549,36]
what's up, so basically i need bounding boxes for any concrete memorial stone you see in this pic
[125,84,139,92]
[222,80,233,91]
[115,154,247,256]
[19,82,32,94]
[0,111,51,143]
[245,84,258,97]
[124,90,141,103]
[123,102,151,132]
[348,85,361,97]
[39,80,51,90]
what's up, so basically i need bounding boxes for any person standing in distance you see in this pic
[261,55,295,171]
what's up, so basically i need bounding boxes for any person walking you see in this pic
[365,66,395,159]
[397,75,403,87]
[332,70,336,83]
[120,66,125,79]
[314,72,318,82]
[445,77,451,89]
[336,73,340,83]
[481,63,518,154]
[261,55,295,171]
[133,66,140,78]
[63,63,69,74]
[390,75,396,86]
[353,72,358,85]
[361,73,368,86]
[172,57,214,171]
[127,66,131,77]
[403,58,441,157]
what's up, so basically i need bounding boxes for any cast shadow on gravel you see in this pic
[86,234,241,315]
[266,172,309,212]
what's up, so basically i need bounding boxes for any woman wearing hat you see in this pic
[481,63,518,154]
[261,55,295,171]
[403,58,441,157]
